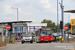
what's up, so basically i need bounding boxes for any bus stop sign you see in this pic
[6,25,11,30]
[64,26,68,30]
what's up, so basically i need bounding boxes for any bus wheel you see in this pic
[36,41,40,43]
[39,42,41,43]
[45,41,48,43]
[36,39,39,43]
[36,41,38,43]
[49,41,51,43]
[36,41,41,43]
[21,41,24,44]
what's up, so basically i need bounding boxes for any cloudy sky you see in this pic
[0,0,75,24]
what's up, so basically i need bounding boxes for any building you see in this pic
[64,10,75,35]
[0,21,47,36]
[71,19,75,35]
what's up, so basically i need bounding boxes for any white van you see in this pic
[21,34,33,44]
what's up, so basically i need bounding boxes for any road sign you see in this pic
[64,26,68,30]
[6,25,11,30]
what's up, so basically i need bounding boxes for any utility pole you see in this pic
[57,0,59,34]
[2,22,3,36]
[2,22,4,42]
[17,8,18,36]
[68,14,70,42]
[59,0,64,42]
[12,7,19,37]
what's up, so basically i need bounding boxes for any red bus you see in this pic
[35,27,53,43]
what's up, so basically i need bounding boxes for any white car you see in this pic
[21,34,33,44]
[52,33,59,37]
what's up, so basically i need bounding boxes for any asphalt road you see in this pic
[1,42,75,50]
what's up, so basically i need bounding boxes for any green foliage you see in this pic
[32,38,35,42]
[41,19,57,32]
[5,37,15,43]
[41,19,71,33]
[65,23,70,26]
[9,37,14,42]
[53,37,61,41]
[56,24,61,32]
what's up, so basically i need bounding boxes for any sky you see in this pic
[0,0,75,25]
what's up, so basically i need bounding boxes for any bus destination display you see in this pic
[42,28,51,30]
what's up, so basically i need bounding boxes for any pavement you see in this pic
[0,42,75,50]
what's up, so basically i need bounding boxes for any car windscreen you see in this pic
[52,33,58,35]
[41,31,52,36]
[23,34,32,37]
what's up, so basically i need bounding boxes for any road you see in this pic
[1,42,75,50]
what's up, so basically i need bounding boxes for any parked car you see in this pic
[72,35,75,38]
[21,34,33,44]
[52,33,59,37]
[59,34,72,38]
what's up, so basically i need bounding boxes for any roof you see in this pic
[38,27,52,30]
[27,23,47,26]
[64,10,75,13]
[0,21,32,24]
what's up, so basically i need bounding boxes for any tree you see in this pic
[56,24,61,32]
[65,23,70,26]
[41,19,56,32]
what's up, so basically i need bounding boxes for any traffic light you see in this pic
[60,21,63,29]
[8,23,12,31]
[69,24,71,28]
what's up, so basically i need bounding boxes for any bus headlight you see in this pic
[51,38,52,40]
[41,39,43,40]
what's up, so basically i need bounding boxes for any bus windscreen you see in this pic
[41,31,52,36]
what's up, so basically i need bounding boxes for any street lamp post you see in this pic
[61,0,64,42]
[67,14,70,42]
[2,22,4,42]
[12,7,18,37]
[2,22,3,36]
[57,0,59,34]
[59,0,64,42]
